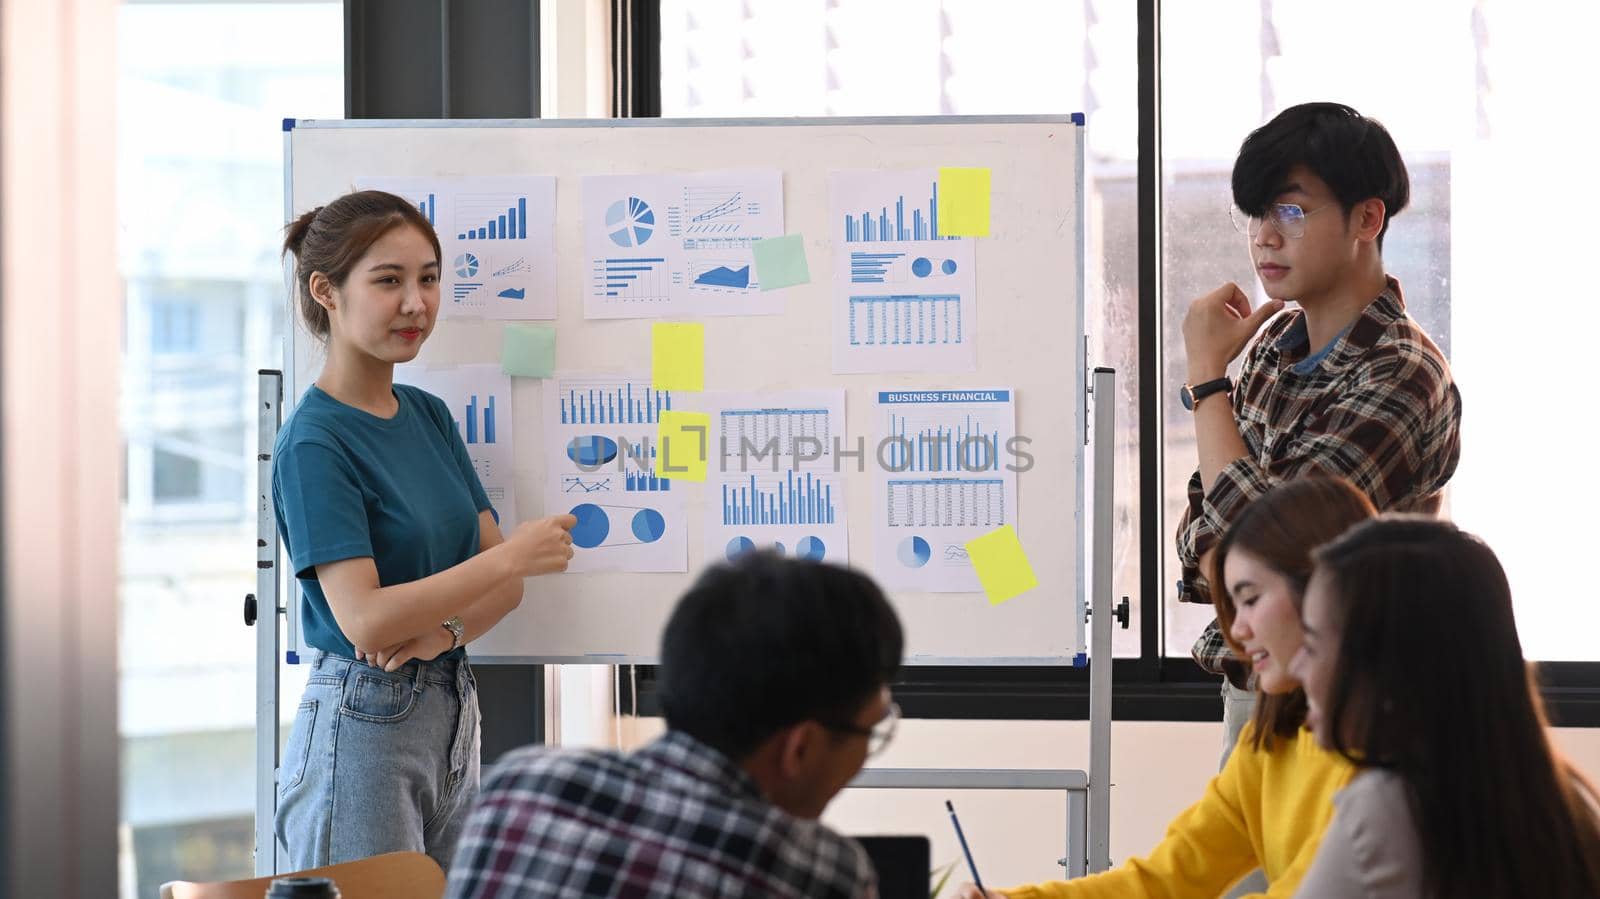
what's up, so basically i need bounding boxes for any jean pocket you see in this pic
[341,670,418,723]
[279,700,318,797]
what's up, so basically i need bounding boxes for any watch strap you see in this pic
[1187,375,1233,409]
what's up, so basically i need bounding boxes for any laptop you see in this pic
[855,835,932,899]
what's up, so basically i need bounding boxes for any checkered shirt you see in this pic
[1177,277,1463,675]
[445,730,877,899]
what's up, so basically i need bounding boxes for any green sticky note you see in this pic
[937,167,992,237]
[752,234,810,291]
[501,323,556,378]
[965,524,1040,605]
[656,410,710,481]
[652,322,704,391]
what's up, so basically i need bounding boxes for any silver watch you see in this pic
[441,616,464,652]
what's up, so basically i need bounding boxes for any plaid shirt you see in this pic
[1177,277,1462,675]
[445,730,877,899]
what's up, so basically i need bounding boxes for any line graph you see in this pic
[681,186,761,235]
[562,475,613,494]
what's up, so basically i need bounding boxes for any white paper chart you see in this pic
[392,364,519,529]
[541,372,688,572]
[871,388,1017,592]
[829,169,978,373]
[702,390,849,565]
[581,170,785,318]
[358,175,558,320]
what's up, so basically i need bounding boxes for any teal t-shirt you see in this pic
[272,383,492,659]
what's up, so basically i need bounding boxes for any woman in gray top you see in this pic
[1290,518,1600,898]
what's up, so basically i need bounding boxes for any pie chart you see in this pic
[454,253,479,278]
[631,508,667,543]
[726,536,755,560]
[567,435,619,467]
[570,503,609,549]
[898,535,931,568]
[796,536,826,561]
[606,196,655,247]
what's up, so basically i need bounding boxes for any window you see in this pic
[1160,0,1600,662]
[117,3,342,895]
[662,0,1145,656]
[151,298,202,354]
[664,1,1600,685]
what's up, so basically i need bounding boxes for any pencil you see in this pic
[945,799,986,894]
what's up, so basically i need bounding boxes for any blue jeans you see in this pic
[276,650,480,872]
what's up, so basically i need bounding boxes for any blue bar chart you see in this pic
[850,252,904,284]
[625,470,672,492]
[558,380,672,425]
[843,181,953,242]
[848,294,963,346]
[456,195,529,241]
[415,193,436,225]
[621,440,670,492]
[592,257,669,302]
[885,411,1000,472]
[463,394,497,445]
[722,471,837,527]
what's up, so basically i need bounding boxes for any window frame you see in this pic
[630,0,1600,725]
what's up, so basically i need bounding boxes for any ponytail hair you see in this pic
[281,189,441,341]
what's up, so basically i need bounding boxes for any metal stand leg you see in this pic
[1088,367,1115,873]
[251,369,283,876]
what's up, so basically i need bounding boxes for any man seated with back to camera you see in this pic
[445,551,902,899]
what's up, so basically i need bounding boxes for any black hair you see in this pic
[1313,517,1600,897]
[658,552,904,761]
[282,189,442,341]
[1232,102,1410,249]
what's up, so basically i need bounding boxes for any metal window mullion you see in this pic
[1137,0,1165,666]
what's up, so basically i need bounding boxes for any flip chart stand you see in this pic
[249,369,285,875]
[848,367,1117,877]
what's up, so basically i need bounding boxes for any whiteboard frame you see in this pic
[281,114,1088,666]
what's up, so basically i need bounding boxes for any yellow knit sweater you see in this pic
[1004,726,1354,899]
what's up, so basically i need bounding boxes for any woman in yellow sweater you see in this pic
[956,477,1374,899]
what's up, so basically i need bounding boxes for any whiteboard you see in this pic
[284,115,1086,664]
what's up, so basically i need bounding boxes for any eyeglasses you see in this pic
[1229,202,1336,240]
[824,701,900,758]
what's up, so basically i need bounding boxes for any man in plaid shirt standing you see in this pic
[1175,102,1463,764]
[446,552,900,898]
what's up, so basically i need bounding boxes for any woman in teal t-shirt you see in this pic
[273,190,575,871]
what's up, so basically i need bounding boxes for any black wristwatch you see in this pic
[1180,376,1233,411]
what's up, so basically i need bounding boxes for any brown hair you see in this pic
[281,189,442,341]
[1312,517,1600,898]
[1211,476,1377,751]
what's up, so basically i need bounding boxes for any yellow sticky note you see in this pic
[965,525,1039,605]
[656,410,710,481]
[652,322,704,391]
[937,167,992,237]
